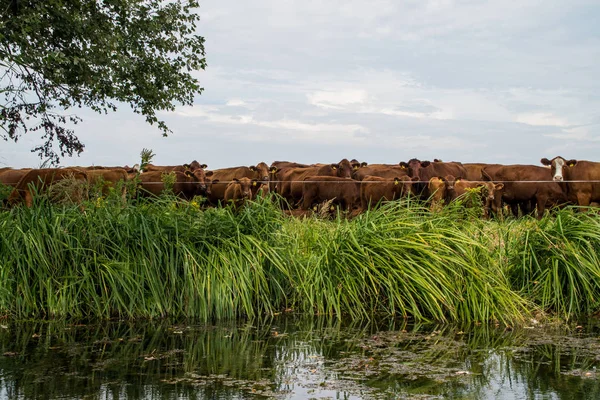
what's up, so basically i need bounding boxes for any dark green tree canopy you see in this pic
[0,0,206,164]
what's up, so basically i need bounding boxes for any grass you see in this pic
[1,190,600,324]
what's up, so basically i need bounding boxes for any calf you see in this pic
[448,179,504,218]
[224,177,257,208]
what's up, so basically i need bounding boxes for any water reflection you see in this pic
[0,318,598,399]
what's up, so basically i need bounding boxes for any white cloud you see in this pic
[307,89,368,109]
[226,99,247,107]
[516,112,570,127]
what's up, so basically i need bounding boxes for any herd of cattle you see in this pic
[1,156,600,218]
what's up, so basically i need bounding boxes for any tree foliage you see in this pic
[0,0,206,164]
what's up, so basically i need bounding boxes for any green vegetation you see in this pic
[1,191,600,324]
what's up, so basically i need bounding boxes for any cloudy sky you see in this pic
[3,0,600,168]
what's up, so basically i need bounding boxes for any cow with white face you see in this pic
[541,157,600,207]
[540,156,577,182]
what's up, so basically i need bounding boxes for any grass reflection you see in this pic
[0,318,599,399]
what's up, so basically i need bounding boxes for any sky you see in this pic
[2,0,600,169]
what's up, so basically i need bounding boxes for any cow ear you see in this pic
[249,166,256,171]
[184,170,193,177]
[252,179,257,187]
[421,161,431,168]
[540,158,551,166]
[205,170,213,177]
[200,164,208,169]
[394,177,400,185]
[183,163,190,169]
[455,178,461,182]
[434,158,442,162]
[361,162,368,167]
[495,183,504,190]
[233,178,240,183]
[567,159,577,167]
[399,162,408,169]
[270,166,279,173]
[330,164,338,170]
[352,164,359,170]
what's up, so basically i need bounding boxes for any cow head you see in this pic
[187,160,207,171]
[336,159,353,178]
[233,177,255,199]
[254,162,270,182]
[400,159,431,182]
[191,168,210,195]
[484,182,504,217]
[541,157,577,181]
[444,175,456,191]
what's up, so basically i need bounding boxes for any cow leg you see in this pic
[24,191,34,207]
[510,203,519,217]
[536,196,548,220]
[576,192,592,209]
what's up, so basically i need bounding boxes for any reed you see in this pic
[1,194,599,323]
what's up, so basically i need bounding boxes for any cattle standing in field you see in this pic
[278,159,354,206]
[8,168,89,207]
[300,176,360,212]
[399,159,467,198]
[223,177,257,208]
[541,156,600,207]
[482,165,566,219]
[360,176,414,210]
[205,163,270,205]
[138,170,208,200]
[447,178,505,218]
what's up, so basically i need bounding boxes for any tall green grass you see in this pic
[2,194,600,323]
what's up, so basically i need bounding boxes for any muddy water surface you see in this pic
[0,317,599,399]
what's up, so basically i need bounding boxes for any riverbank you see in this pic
[2,196,600,324]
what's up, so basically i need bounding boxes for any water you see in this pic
[0,317,599,399]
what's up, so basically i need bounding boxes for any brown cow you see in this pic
[399,159,467,198]
[428,177,449,210]
[352,163,410,181]
[8,168,88,207]
[205,163,269,205]
[138,170,208,200]
[86,168,129,198]
[300,176,360,212]
[447,178,505,218]
[482,165,566,219]
[223,177,257,208]
[360,176,414,210]
[541,156,600,207]
[279,159,354,205]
